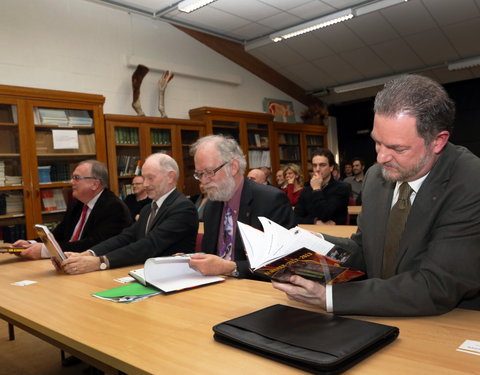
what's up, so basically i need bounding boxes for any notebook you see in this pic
[35,224,66,269]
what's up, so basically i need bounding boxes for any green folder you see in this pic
[92,282,161,303]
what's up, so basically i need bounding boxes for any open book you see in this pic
[129,254,225,293]
[237,217,364,284]
[35,224,67,270]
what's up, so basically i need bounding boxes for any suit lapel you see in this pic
[146,190,178,233]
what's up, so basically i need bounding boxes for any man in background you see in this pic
[14,160,131,259]
[189,135,294,279]
[274,74,480,316]
[61,153,198,274]
[247,168,267,184]
[260,166,272,184]
[124,175,151,221]
[275,168,287,188]
[344,157,365,204]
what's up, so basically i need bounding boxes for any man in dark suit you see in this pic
[61,153,198,273]
[14,160,132,259]
[294,148,350,225]
[273,74,480,316]
[188,135,294,279]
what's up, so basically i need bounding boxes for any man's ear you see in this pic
[432,131,450,154]
[167,170,176,183]
[230,158,240,176]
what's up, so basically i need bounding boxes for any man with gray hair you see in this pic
[274,74,480,316]
[61,153,198,273]
[189,135,294,279]
[14,159,132,259]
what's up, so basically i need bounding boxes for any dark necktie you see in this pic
[146,201,158,234]
[70,205,88,242]
[218,205,233,260]
[382,182,413,279]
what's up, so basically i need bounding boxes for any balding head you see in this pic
[247,169,267,184]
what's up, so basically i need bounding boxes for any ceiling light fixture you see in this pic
[270,9,353,42]
[447,56,480,71]
[333,74,403,93]
[355,0,409,17]
[178,0,217,13]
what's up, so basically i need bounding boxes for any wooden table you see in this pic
[348,205,362,215]
[0,257,479,374]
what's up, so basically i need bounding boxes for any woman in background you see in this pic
[282,163,304,207]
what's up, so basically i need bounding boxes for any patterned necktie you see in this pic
[382,182,414,279]
[219,205,233,260]
[146,201,158,234]
[70,204,88,242]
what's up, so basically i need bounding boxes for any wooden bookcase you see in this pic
[0,84,106,239]
[189,107,274,170]
[272,122,328,181]
[104,114,205,198]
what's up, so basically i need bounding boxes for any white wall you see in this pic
[0,0,305,120]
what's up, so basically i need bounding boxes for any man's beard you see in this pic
[204,171,236,201]
[381,151,431,182]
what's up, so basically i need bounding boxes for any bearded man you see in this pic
[189,135,294,279]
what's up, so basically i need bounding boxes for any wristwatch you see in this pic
[230,265,240,278]
[99,256,108,270]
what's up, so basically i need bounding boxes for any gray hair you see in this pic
[145,152,179,182]
[374,74,455,144]
[79,160,109,187]
[190,135,247,174]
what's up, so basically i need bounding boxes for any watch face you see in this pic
[100,263,107,270]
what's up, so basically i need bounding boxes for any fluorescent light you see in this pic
[448,56,480,71]
[333,74,403,93]
[178,0,216,13]
[270,9,353,42]
[355,0,409,17]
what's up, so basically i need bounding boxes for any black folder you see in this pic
[213,304,399,374]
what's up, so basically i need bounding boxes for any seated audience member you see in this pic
[247,168,267,184]
[123,175,152,221]
[273,74,480,316]
[13,160,132,259]
[61,153,198,274]
[294,149,350,225]
[190,183,208,221]
[344,157,365,204]
[188,135,294,279]
[343,163,353,179]
[282,163,304,207]
[275,168,287,189]
[260,166,272,185]
[332,163,341,181]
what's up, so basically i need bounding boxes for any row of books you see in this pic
[40,189,67,212]
[34,108,93,127]
[37,162,75,183]
[279,145,301,161]
[151,129,172,145]
[117,155,141,176]
[247,133,269,148]
[115,127,139,145]
[278,133,300,145]
[0,224,26,243]
[306,135,324,146]
[248,150,271,169]
[119,183,134,200]
[36,131,96,154]
[0,191,23,215]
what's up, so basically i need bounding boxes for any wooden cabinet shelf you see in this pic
[0,84,106,239]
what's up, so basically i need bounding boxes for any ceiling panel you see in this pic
[340,47,391,78]
[405,29,459,65]
[370,39,424,72]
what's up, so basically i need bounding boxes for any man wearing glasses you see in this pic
[189,135,294,279]
[14,160,132,259]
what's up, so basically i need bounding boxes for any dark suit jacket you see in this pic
[52,189,132,252]
[201,178,295,279]
[92,189,198,268]
[323,143,480,316]
[294,178,350,225]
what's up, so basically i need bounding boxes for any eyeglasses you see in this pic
[71,175,98,181]
[132,183,144,186]
[193,161,229,181]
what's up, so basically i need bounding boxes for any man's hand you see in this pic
[189,254,236,276]
[272,275,327,310]
[310,172,323,191]
[61,252,101,274]
[16,242,43,259]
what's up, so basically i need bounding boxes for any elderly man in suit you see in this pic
[14,160,132,259]
[273,74,480,316]
[61,153,198,273]
[189,135,294,279]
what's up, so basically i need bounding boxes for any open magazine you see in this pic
[237,217,364,284]
[129,254,225,293]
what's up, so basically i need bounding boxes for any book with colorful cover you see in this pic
[237,217,364,284]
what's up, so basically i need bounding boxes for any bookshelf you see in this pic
[0,84,106,239]
[272,122,328,182]
[104,115,205,199]
[188,107,274,170]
